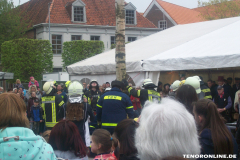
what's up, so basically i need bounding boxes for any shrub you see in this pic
[1,38,53,83]
[62,40,104,70]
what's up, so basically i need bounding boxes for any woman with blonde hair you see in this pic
[25,85,42,104]
[0,93,56,160]
[14,79,24,89]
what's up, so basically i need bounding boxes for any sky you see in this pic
[13,0,209,11]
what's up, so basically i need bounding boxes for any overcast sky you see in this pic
[13,0,209,11]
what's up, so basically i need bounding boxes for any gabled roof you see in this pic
[144,0,204,25]
[20,0,157,29]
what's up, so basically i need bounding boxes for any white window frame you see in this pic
[52,34,62,54]
[128,37,137,42]
[71,35,82,41]
[158,20,167,30]
[125,2,137,25]
[72,0,86,23]
[90,35,101,41]
[110,36,116,45]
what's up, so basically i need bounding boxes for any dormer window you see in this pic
[125,3,137,25]
[72,0,86,23]
[74,6,84,21]
[126,10,135,24]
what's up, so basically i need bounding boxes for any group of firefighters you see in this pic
[40,78,161,134]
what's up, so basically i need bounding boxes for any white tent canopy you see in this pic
[67,17,240,74]
[67,17,240,86]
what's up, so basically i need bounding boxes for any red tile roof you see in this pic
[20,0,156,28]
[155,0,204,24]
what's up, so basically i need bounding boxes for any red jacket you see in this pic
[130,95,141,110]
[28,80,39,88]
[94,153,117,160]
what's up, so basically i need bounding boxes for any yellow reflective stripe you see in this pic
[90,125,95,128]
[137,90,141,97]
[59,101,64,106]
[204,95,212,99]
[97,96,100,103]
[97,104,102,108]
[202,89,211,93]
[88,97,91,105]
[104,95,122,101]
[126,106,133,109]
[52,103,56,123]
[128,87,132,93]
[54,102,56,122]
[45,122,58,127]
[41,103,46,120]
[102,123,118,127]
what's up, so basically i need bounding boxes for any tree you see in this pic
[62,40,104,70]
[198,0,240,20]
[115,0,126,81]
[0,0,29,51]
[1,38,53,83]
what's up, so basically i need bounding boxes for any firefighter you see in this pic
[42,81,65,129]
[193,76,212,100]
[66,81,94,146]
[96,80,134,134]
[84,80,102,113]
[123,79,161,107]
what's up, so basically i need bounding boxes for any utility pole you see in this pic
[115,0,126,81]
[48,2,51,41]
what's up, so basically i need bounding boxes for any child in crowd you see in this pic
[91,129,117,160]
[31,99,43,135]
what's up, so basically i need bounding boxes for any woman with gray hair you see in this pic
[135,98,200,160]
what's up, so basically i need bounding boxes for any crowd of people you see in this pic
[0,74,240,160]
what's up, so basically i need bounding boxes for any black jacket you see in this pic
[200,82,212,100]
[127,84,160,107]
[198,128,238,160]
[119,154,139,160]
[42,88,65,126]
[84,90,102,111]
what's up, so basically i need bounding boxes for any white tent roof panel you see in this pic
[67,17,240,75]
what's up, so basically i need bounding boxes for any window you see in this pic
[128,37,137,42]
[126,10,135,24]
[71,35,82,41]
[111,36,116,45]
[53,68,62,72]
[74,6,84,22]
[90,36,100,41]
[159,20,167,30]
[52,35,62,54]
[72,0,86,23]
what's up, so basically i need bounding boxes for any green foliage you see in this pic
[0,0,30,48]
[62,40,104,69]
[1,38,53,83]
[198,0,240,20]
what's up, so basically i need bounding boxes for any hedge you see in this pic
[1,38,53,83]
[62,40,104,69]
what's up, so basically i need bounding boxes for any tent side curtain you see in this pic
[143,54,240,72]
[70,72,146,88]
[67,61,143,75]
